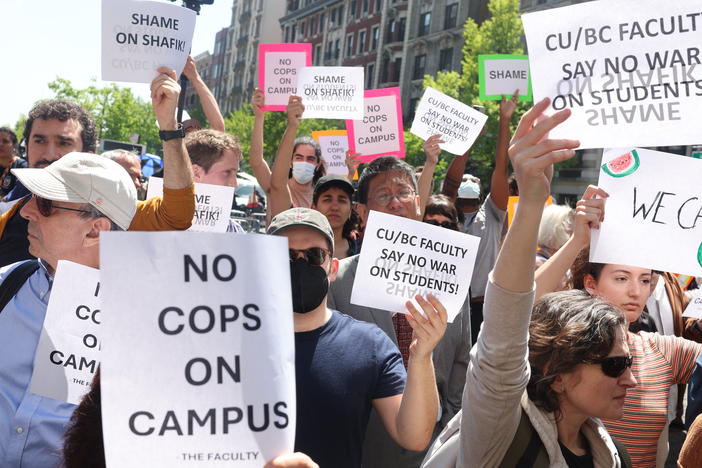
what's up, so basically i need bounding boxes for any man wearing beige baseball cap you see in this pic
[0,151,136,468]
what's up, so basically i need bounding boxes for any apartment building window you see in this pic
[387,19,396,42]
[399,17,406,39]
[315,44,322,64]
[419,12,431,36]
[381,57,389,82]
[331,8,337,25]
[363,0,369,14]
[375,0,382,12]
[358,30,367,54]
[392,57,402,82]
[445,3,458,29]
[285,26,290,43]
[346,34,355,57]
[371,26,379,50]
[335,39,341,58]
[350,0,357,18]
[367,63,375,88]
[326,40,333,59]
[320,13,325,32]
[413,54,426,80]
[439,48,453,71]
[300,20,306,37]
[311,17,317,35]
[291,24,297,41]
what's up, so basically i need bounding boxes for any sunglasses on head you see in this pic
[424,219,458,230]
[289,247,330,266]
[32,195,91,217]
[590,355,633,378]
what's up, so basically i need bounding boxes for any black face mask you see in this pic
[290,258,329,314]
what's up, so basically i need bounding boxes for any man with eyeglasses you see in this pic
[0,68,195,268]
[101,149,147,200]
[0,152,137,468]
[267,207,447,468]
[326,156,472,468]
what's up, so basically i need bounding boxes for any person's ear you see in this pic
[583,273,598,296]
[328,257,339,283]
[191,164,204,181]
[550,374,566,394]
[85,217,112,247]
[413,194,421,219]
[356,203,369,225]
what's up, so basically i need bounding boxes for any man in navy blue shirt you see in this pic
[268,208,447,468]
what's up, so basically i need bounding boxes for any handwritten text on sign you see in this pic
[147,177,234,233]
[298,67,364,120]
[522,0,702,149]
[590,147,702,276]
[312,130,349,176]
[29,261,101,405]
[350,211,480,322]
[258,43,313,111]
[410,87,488,156]
[346,87,405,163]
[101,0,196,83]
[100,232,295,467]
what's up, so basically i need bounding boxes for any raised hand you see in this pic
[252,88,266,118]
[151,67,181,130]
[287,95,304,127]
[423,134,445,165]
[264,452,319,468]
[500,90,520,120]
[182,55,198,81]
[345,150,362,178]
[405,295,448,360]
[572,185,609,248]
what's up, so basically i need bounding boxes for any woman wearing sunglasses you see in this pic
[422,99,636,467]
[534,186,702,467]
[423,195,460,232]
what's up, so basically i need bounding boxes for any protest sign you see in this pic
[258,43,313,111]
[590,147,702,276]
[522,0,702,149]
[297,67,364,120]
[29,261,100,405]
[101,0,196,83]
[100,232,295,467]
[346,87,405,163]
[478,54,532,101]
[410,87,488,156]
[312,130,349,176]
[683,292,702,319]
[350,211,480,322]
[147,177,234,232]
[507,195,553,227]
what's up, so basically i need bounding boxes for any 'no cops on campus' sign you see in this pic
[102,0,196,83]
[258,43,312,111]
[100,232,296,467]
[346,88,405,163]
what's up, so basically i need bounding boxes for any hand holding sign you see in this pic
[405,294,448,360]
[287,96,304,128]
[572,185,608,249]
[345,150,362,179]
[499,91,520,120]
[151,67,180,130]
[264,453,319,468]
[423,134,445,165]
[252,88,266,119]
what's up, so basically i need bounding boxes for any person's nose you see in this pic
[619,367,637,388]
[20,196,40,221]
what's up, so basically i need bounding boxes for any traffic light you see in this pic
[168,0,214,13]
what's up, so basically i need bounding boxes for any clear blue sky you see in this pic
[0,0,233,127]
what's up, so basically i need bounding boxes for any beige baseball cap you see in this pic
[268,207,335,253]
[12,152,137,230]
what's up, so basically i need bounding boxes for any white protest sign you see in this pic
[683,292,702,319]
[102,0,196,83]
[410,87,488,156]
[590,147,702,276]
[522,0,702,149]
[29,261,100,405]
[147,177,234,232]
[350,211,480,322]
[297,67,364,120]
[312,130,349,176]
[479,54,532,101]
[100,232,295,467]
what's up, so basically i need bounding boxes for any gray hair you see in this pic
[101,149,139,164]
[79,204,123,231]
[538,204,574,252]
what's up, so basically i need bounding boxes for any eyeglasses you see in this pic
[289,247,330,266]
[370,188,415,207]
[424,219,458,230]
[33,195,92,217]
[590,355,633,378]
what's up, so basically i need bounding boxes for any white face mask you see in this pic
[292,161,316,184]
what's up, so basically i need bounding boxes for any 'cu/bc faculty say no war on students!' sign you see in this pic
[590,147,702,277]
[522,0,702,149]
[100,232,296,467]
[102,0,196,83]
[350,211,480,322]
[258,43,313,111]
[346,87,405,163]
[411,87,488,156]
[29,261,101,405]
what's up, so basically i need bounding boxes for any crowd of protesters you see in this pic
[2,59,702,468]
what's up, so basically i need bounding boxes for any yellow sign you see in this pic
[507,195,553,227]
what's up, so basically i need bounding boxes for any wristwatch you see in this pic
[159,123,185,141]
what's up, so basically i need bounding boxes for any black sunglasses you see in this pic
[590,355,633,378]
[289,247,330,266]
[33,195,91,217]
[424,219,458,230]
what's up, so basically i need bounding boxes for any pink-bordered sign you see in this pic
[258,43,312,111]
[345,87,405,163]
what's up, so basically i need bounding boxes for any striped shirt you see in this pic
[602,332,702,467]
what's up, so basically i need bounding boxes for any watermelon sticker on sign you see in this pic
[601,150,640,178]
[698,242,702,268]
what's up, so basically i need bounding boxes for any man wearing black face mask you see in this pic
[268,207,448,468]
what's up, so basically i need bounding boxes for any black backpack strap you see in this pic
[0,260,40,313]
[500,408,549,468]
[612,436,632,468]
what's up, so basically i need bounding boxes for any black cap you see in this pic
[314,174,354,199]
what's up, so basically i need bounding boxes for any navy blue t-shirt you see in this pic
[295,310,406,468]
